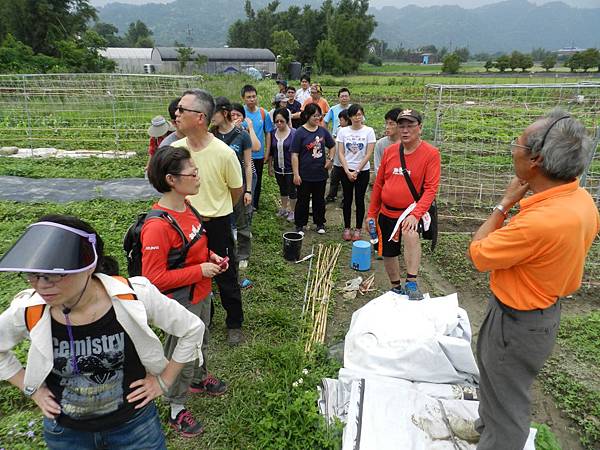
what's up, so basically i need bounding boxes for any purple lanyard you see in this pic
[63,314,80,375]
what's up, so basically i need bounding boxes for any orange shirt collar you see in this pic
[519,179,579,210]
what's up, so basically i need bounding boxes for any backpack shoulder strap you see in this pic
[25,304,46,332]
[112,275,138,300]
[260,107,266,122]
[146,209,188,244]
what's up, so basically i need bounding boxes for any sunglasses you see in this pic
[176,106,204,115]
[22,273,68,284]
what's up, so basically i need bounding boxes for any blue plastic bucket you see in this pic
[351,240,371,271]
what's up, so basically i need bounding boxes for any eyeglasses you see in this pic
[22,273,68,284]
[274,119,286,124]
[172,168,199,178]
[311,114,322,119]
[176,106,204,115]
[510,138,531,151]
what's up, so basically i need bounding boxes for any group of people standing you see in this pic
[0,75,598,450]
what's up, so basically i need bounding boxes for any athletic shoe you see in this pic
[277,208,288,218]
[227,328,244,346]
[286,211,295,222]
[189,374,228,396]
[405,281,424,301]
[240,278,253,289]
[390,285,405,295]
[295,226,305,235]
[343,228,352,241]
[352,229,362,241]
[316,226,326,234]
[169,409,204,438]
[238,259,248,270]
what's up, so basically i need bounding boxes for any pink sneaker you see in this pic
[343,228,352,241]
[352,229,362,241]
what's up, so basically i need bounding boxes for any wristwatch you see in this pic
[23,385,37,397]
[493,204,509,217]
[245,190,251,194]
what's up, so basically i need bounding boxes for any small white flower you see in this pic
[302,368,309,375]
[292,381,298,388]
[298,378,304,385]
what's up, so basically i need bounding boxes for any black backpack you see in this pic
[123,203,204,303]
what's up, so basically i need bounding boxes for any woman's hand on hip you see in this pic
[31,386,61,419]
[127,375,163,409]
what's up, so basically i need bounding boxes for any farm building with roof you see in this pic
[99,47,276,75]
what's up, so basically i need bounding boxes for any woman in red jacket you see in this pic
[142,146,228,437]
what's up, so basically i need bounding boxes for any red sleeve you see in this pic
[140,219,206,293]
[148,138,158,157]
[367,151,387,218]
[412,149,441,220]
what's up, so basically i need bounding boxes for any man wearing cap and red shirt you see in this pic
[367,109,441,300]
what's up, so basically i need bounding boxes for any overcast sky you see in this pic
[91,0,600,7]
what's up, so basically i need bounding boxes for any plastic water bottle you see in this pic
[367,218,378,245]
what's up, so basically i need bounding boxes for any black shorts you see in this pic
[377,213,402,257]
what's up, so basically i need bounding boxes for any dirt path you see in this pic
[289,186,584,450]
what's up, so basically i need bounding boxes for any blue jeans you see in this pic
[43,402,167,450]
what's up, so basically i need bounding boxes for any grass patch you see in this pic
[540,359,600,450]
[0,154,147,179]
[533,422,563,450]
[558,312,600,367]
[0,178,343,449]
[429,232,488,291]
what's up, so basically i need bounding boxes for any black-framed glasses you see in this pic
[171,168,199,178]
[22,273,68,284]
[176,106,204,115]
[510,138,531,151]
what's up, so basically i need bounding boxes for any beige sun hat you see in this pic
[147,115,175,137]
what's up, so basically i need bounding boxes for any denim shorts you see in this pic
[43,402,167,450]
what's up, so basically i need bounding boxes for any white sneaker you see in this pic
[239,260,248,270]
[316,226,326,234]
[286,211,295,222]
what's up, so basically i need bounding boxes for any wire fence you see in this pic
[0,75,598,283]
[423,82,600,286]
[0,73,245,152]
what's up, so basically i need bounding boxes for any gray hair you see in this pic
[182,89,216,123]
[525,108,592,181]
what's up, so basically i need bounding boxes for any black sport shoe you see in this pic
[189,374,227,396]
[169,409,204,438]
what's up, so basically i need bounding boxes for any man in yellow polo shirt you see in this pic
[468,109,599,450]
[173,89,245,345]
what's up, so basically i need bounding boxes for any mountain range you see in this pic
[97,0,600,53]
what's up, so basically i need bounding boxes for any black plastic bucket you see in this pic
[283,232,303,261]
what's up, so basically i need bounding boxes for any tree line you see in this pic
[0,0,155,74]
[228,0,376,76]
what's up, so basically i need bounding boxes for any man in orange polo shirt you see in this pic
[468,109,599,450]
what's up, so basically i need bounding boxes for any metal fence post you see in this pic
[433,85,444,145]
[580,125,599,190]
[110,92,120,152]
[22,75,33,154]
